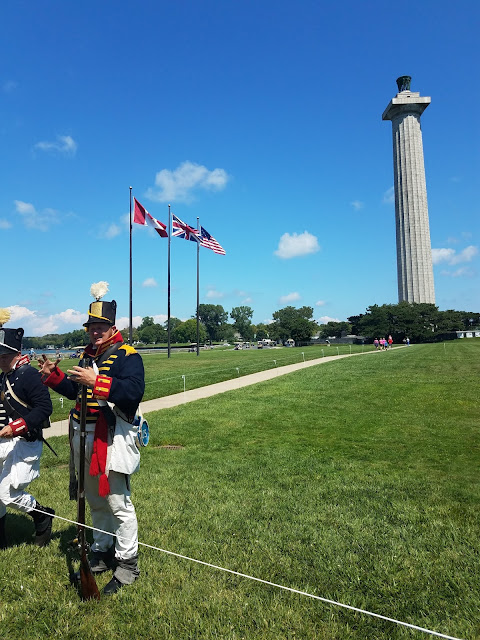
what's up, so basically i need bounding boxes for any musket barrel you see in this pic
[76,356,100,601]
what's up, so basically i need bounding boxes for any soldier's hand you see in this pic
[67,365,96,387]
[0,425,14,438]
[37,354,61,375]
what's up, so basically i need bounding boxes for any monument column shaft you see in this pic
[383,83,435,305]
[392,112,435,303]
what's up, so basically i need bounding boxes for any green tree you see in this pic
[270,306,317,343]
[318,321,352,339]
[138,316,155,331]
[120,327,139,343]
[138,323,166,345]
[217,323,236,343]
[172,319,207,344]
[355,302,443,343]
[255,323,270,341]
[198,304,228,343]
[63,329,87,347]
[230,306,254,340]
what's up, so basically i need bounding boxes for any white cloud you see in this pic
[383,186,395,204]
[206,289,224,299]
[279,292,301,304]
[318,315,341,324]
[116,315,168,331]
[99,213,130,239]
[440,267,475,278]
[34,135,77,156]
[274,231,320,259]
[14,200,60,232]
[2,80,18,94]
[5,305,171,338]
[146,161,229,203]
[55,309,85,325]
[432,248,455,265]
[453,246,478,264]
[7,305,37,322]
[432,245,478,266]
[142,277,157,288]
[315,300,326,307]
[100,223,122,239]
[0,219,12,229]
[115,315,144,331]
[242,297,253,304]
[350,200,364,210]
[6,305,87,337]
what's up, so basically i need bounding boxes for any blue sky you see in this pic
[1,1,478,336]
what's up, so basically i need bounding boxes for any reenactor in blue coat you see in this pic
[39,283,145,595]
[0,312,55,549]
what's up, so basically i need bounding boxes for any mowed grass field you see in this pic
[47,343,375,422]
[1,341,479,639]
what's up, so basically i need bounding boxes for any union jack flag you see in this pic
[172,214,200,242]
[200,226,226,255]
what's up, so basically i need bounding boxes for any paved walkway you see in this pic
[45,347,390,439]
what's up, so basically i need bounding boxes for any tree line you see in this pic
[21,302,479,349]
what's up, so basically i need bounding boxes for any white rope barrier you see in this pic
[15,505,465,640]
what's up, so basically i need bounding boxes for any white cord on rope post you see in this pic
[15,505,465,640]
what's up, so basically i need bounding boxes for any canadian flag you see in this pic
[133,198,168,238]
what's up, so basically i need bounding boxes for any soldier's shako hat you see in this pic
[0,327,24,354]
[83,300,117,327]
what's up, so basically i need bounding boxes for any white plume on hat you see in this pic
[0,308,11,328]
[90,281,109,301]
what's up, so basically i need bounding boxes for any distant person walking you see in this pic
[374,338,379,349]
[388,335,393,348]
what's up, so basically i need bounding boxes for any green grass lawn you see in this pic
[1,341,478,639]
[47,343,375,422]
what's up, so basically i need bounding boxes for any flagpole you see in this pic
[129,186,133,345]
[167,204,171,359]
[196,216,200,357]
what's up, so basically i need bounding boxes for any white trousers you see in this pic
[72,428,138,560]
[0,437,41,518]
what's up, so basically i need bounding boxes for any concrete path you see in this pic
[45,347,389,439]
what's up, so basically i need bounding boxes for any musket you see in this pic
[73,356,100,601]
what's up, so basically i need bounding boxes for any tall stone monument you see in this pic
[382,76,435,304]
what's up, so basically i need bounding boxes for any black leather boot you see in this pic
[104,555,139,595]
[30,503,55,547]
[0,515,7,550]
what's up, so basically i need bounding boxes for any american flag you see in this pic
[172,214,201,242]
[200,226,226,255]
